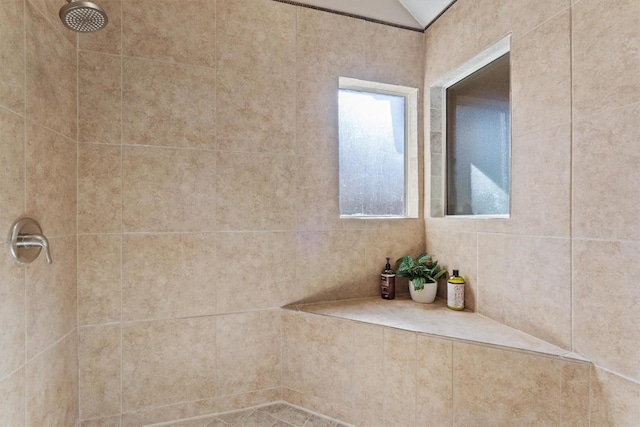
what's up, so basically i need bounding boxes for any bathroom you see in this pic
[0,0,638,425]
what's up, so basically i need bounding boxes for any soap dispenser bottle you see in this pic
[380,258,396,300]
[447,269,465,310]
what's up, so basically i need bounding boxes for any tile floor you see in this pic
[152,403,351,427]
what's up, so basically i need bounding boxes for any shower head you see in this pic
[59,0,108,33]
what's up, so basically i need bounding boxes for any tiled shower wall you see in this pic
[0,0,79,425]
[424,0,639,423]
[74,0,424,425]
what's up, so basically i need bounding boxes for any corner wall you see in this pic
[74,0,425,425]
[425,0,640,423]
[0,0,79,425]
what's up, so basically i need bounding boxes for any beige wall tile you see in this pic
[82,415,122,427]
[426,229,477,310]
[79,0,122,54]
[214,388,281,414]
[477,124,571,237]
[0,368,25,427]
[79,325,121,420]
[294,156,340,232]
[216,70,295,153]
[572,103,639,241]
[282,312,352,405]
[25,1,77,139]
[477,233,571,348]
[122,58,215,149]
[573,239,640,380]
[0,0,25,113]
[121,397,217,427]
[351,323,384,425]
[78,143,122,234]
[283,388,353,425]
[122,233,216,321]
[216,152,296,231]
[122,317,216,411]
[453,342,586,426]
[295,230,367,303]
[78,235,121,325]
[216,311,281,395]
[424,0,478,83]
[590,367,640,426]
[0,254,25,379]
[215,232,297,313]
[383,328,416,427]
[122,0,215,66]
[572,0,640,118]
[122,146,216,232]
[416,335,453,427]
[365,23,424,88]
[25,123,77,238]
[511,11,571,137]
[0,108,25,232]
[296,79,338,158]
[78,52,122,144]
[296,7,367,82]
[26,236,76,358]
[26,333,78,427]
[216,0,295,79]
[561,362,590,426]
[477,0,570,49]
[27,0,77,46]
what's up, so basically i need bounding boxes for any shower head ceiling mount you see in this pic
[59,0,108,33]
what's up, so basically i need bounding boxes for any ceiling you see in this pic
[290,0,455,30]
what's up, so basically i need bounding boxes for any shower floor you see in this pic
[148,402,352,427]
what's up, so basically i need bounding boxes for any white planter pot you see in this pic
[409,280,438,303]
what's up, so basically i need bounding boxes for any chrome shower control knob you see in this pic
[7,218,53,265]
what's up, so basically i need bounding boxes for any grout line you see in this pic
[75,19,80,424]
[451,342,455,427]
[22,0,28,423]
[587,363,592,427]
[119,0,124,418]
[569,2,574,355]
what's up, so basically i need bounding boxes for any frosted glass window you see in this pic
[446,53,510,216]
[338,89,406,217]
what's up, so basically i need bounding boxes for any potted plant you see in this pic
[396,253,447,303]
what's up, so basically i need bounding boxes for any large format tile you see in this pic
[216,0,296,79]
[122,58,216,149]
[294,156,340,231]
[79,325,121,420]
[0,368,25,427]
[216,152,296,231]
[26,333,78,427]
[78,0,122,54]
[122,317,216,411]
[77,235,121,325]
[0,108,25,234]
[215,232,297,313]
[383,328,416,427]
[511,11,571,137]
[122,233,216,321]
[0,253,25,379]
[25,123,77,239]
[590,367,640,426]
[351,323,384,426]
[0,0,25,113]
[416,335,453,427]
[477,233,571,348]
[216,311,281,396]
[453,342,588,426]
[572,0,640,118]
[78,143,122,234]
[122,146,217,232]
[78,52,122,144]
[25,236,76,358]
[572,102,639,241]
[216,69,295,153]
[296,79,338,158]
[25,0,77,139]
[573,239,640,380]
[123,0,215,66]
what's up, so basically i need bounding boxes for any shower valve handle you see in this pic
[7,218,53,264]
[17,234,52,264]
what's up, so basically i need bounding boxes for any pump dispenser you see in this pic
[380,257,396,300]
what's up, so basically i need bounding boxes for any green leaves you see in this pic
[395,253,447,290]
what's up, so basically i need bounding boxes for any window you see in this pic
[430,36,511,218]
[338,78,419,218]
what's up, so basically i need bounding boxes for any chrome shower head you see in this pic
[59,0,108,33]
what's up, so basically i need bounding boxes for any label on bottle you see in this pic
[381,274,396,300]
[447,282,464,310]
